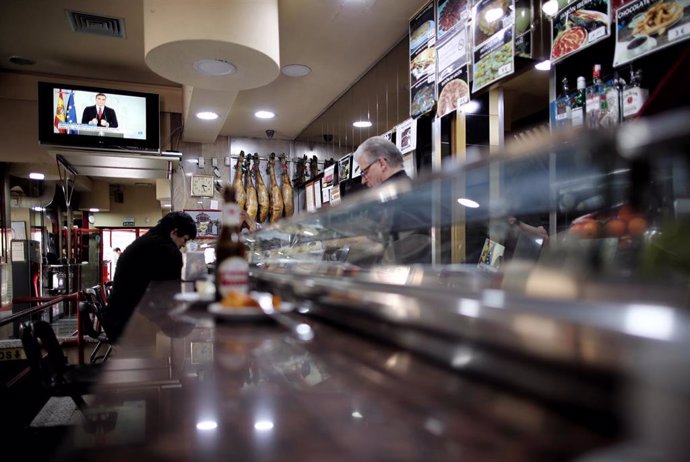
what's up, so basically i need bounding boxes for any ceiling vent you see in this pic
[66,11,126,39]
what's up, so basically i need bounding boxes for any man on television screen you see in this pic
[81,92,118,128]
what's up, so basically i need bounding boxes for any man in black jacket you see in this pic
[353,136,431,264]
[81,93,119,128]
[104,212,196,341]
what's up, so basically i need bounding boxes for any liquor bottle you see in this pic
[604,72,623,126]
[571,76,586,127]
[215,185,249,300]
[623,69,649,121]
[586,64,605,129]
[554,77,572,129]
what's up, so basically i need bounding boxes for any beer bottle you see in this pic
[215,185,248,300]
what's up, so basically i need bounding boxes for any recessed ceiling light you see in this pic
[534,60,552,71]
[281,64,311,77]
[457,198,480,208]
[255,110,275,119]
[193,59,237,76]
[29,172,45,180]
[353,120,372,128]
[197,111,219,120]
[542,0,559,16]
[89,208,100,212]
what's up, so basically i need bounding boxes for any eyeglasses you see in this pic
[360,158,379,178]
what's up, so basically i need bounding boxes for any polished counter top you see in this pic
[56,280,615,461]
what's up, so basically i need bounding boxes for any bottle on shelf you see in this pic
[586,64,605,129]
[215,185,249,300]
[623,68,649,121]
[604,71,624,126]
[554,77,572,129]
[571,76,586,127]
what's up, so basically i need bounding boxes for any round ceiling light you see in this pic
[353,120,372,128]
[255,110,275,119]
[542,0,559,16]
[534,60,552,71]
[193,59,237,76]
[197,111,219,120]
[281,64,312,77]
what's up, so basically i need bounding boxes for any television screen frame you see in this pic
[37,81,160,153]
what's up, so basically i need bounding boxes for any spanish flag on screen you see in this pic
[54,89,66,134]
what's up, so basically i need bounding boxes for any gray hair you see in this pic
[353,136,403,168]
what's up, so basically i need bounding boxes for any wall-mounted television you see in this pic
[38,82,160,153]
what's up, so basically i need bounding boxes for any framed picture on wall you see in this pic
[184,209,221,238]
[338,155,352,183]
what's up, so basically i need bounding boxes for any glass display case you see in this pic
[249,108,690,302]
[245,109,690,459]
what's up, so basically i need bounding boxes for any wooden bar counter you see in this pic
[55,280,613,461]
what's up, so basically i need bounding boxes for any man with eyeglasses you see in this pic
[354,136,410,187]
[353,136,431,264]
[104,211,197,341]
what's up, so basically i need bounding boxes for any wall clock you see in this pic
[191,175,214,197]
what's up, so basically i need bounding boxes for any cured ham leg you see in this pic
[233,151,246,211]
[267,152,284,224]
[253,154,269,223]
[279,153,294,217]
[244,155,258,220]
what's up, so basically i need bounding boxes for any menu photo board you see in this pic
[472,0,516,92]
[396,118,418,154]
[551,0,612,64]
[614,0,690,67]
[436,0,471,118]
[410,2,437,118]
[514,0,533,58]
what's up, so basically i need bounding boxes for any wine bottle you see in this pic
[215,186,249,300]
[586,64,604,129]
[571,76,586,127]
[554,77,572,129]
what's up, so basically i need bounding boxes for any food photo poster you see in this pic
[396,118,418,154]
[514,0,533,58]
[614,0,689,66]
[472,0,516,92]
[410,2,437,118]
[551,0,611,64]
[436,0,471,118]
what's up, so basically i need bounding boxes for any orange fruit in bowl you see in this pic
[604,218,626,237]
[581,219,600,239]
[628,217,648,236]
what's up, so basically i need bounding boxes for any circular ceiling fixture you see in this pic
[193,59,237,76]
[255,110,275,119]
[197,111,219,120]
[281,64,311,77]
[353,120,372,128]
[534,60,552,71]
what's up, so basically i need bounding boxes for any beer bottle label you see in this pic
[217,256,249,296]
[223,203,242,226]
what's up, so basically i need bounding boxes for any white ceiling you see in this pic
[0,0,425,149]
